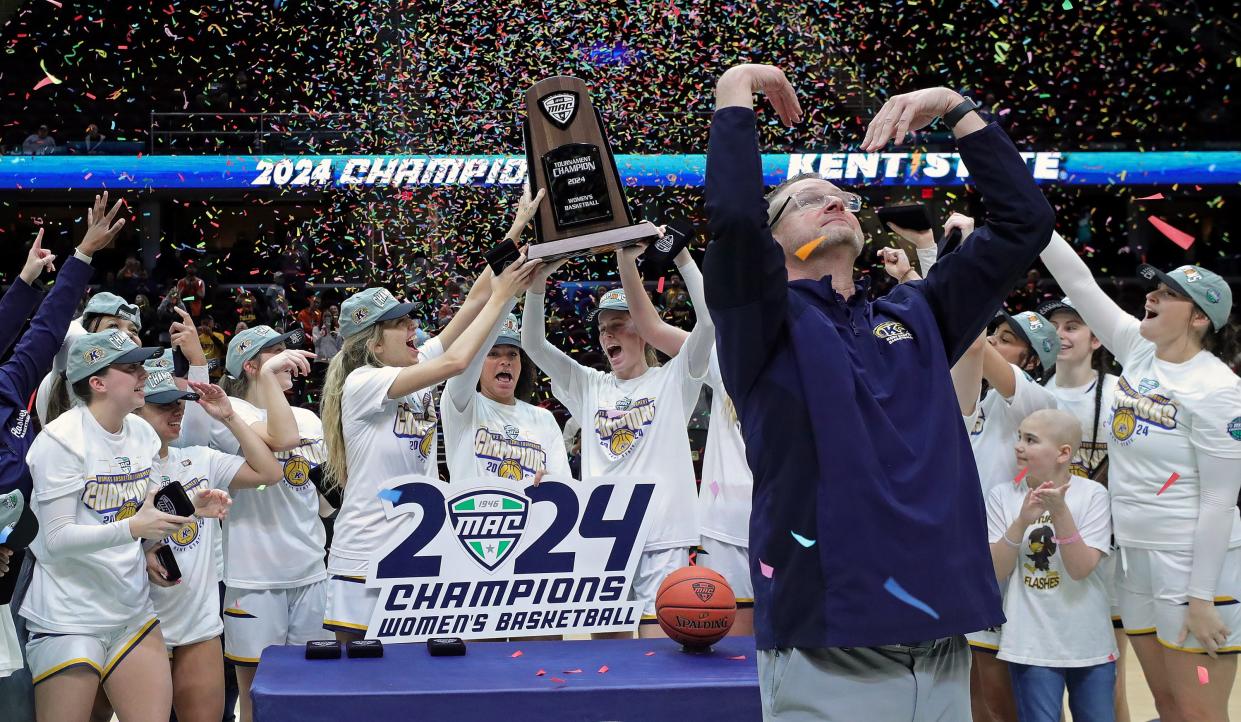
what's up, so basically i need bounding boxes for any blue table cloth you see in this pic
[252,636,761,721]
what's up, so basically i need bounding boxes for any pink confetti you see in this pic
[657,276,665,293]
[32,77,55,91]
[727,655,747,660]
[564,668,582,674]
[1137,193,1165,200]
[1197,665,1209,685]
[1147,216,1195,250]
[597,665,609,673]
[709,479,721,497]
[551,677,567,684]
[644,651,656,656]
[1156,472,1180,496]
[43,0,63,7]
[759,560,774,579]
[1014,467,1029,486]
[535,669,545,676]
[510,650,523,658]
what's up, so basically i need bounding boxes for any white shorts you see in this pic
[26,617,160,684]
[1117,546,1241,654]
[156,585,224,650]
[966,626,1001,654]
[632,548,689,621]
[223,581,326,665]
[699,537,754,604]
[323,575,377,635]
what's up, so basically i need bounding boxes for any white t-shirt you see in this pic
[550,348,703,550]
[696,350,752,546]
[1103,321,1241,549]
[987,476,1117,667]
[442,393,571,482]
[22,408,160,633]
[147,445,244,639]
[214,399,327,589]
[964,366,1059,493]
[329,340,445,575]
[1046,373,1119,479]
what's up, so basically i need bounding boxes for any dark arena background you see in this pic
[2,0,1240,444]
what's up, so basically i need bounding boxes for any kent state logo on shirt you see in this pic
[594,397,656,460]
[1111,376,1177,444]
[82,468,152,523]
[393,391,438,459]
[166,477,208,550]
[275,438,327,492]
[474,425,547,480]
[873,320,913,345]
[1022,512,1062,591]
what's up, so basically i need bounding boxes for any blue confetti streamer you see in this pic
[884,577,940,620]
[790,531,816,547]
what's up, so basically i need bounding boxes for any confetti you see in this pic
[510,650,523,658]
[597,665,609,673]
[759,561,774,579]
[708,480,720,497]
[644,651,656,656]
[1014,467,1029,487]
[790,531,816,547]
[1147,217,1195,250]
[1136,193,1166,200]
[1156,472,1180,496]
[884,577,940,620]
[535,669,545,676]
[550,677,566,684]
[727,655,747,660]
[794,236,827,261]
[1197,666,1209,685]
[563,668,582,673]
[377,489,401,503]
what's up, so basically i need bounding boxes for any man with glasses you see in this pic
[702,63,1056,720]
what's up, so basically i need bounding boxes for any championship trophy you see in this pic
[521,76,658,261]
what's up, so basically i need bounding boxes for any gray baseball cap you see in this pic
[82,292,141,331]
[340,287,415,339]
[586,288,629,322]
[143,350,199,404]
[1002,310,1061,371]
[226,325,295,377]
[1138,263,1232,332]
[495,314,521,348]
[66,330,162,383]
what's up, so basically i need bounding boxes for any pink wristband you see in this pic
[1052,531,1081,545]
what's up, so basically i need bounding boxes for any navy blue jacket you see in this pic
[703,108,1055,649]
[0,257,94,503]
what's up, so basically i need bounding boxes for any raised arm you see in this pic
[873,90,1055,364]
[386,256,538,400]
[703,64,801,397]
[0,230,55,357]
[1039,231,1142,361]
[188,382,283,490]
[433,188,544,350]
[951,332,986,416]
[443,297,517,414]
[616,243,689,358]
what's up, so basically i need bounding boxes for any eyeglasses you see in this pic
[769,188,863,230]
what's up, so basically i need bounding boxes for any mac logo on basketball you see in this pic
[692,581,716,602]
[539,91,579,130]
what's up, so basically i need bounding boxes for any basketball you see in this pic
[609,427,636,456]
[655,566,736,648]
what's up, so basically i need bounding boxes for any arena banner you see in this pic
[2,151,1240,190]
[365,474,655,643]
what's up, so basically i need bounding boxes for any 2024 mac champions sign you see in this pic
[366,475,655,642]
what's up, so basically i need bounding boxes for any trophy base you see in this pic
[527,222,660,262]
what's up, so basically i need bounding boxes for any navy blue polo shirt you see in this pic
[703,107,1055,649]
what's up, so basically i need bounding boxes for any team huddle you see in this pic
[1,66,1239,722]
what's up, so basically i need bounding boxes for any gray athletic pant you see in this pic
[757,635,971,721]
